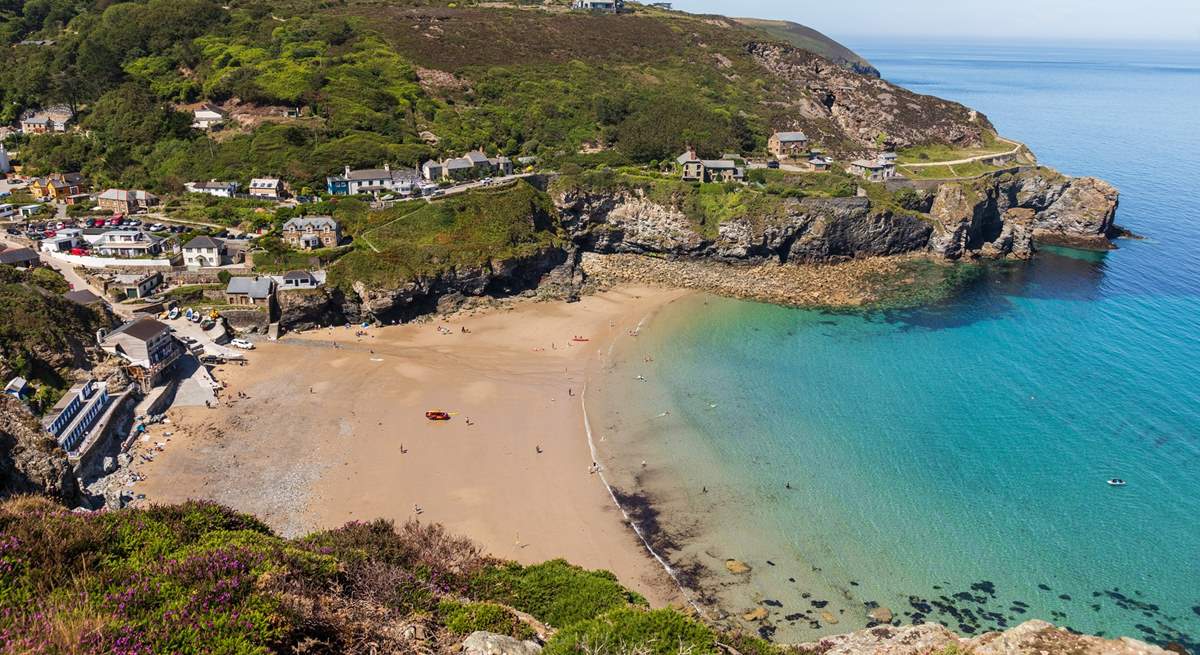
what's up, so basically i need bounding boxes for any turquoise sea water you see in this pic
[593,41,1200,645]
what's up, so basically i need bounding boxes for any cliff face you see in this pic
[795,620,1170,655]
[0,395,82,505]
[280,169,1119,324]
[556,168,1119,265]
[928,171,1120,257]
[747,42,993,154]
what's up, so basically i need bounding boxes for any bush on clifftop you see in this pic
[0,498,790,654]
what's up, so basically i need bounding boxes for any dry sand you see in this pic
[136,286,690,605]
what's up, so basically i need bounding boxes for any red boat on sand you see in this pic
[425,411,451,421]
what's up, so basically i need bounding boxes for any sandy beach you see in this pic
[136,286,690,605]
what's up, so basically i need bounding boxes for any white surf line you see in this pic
[582,310,710,618]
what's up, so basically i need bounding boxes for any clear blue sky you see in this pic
[665,0,1200,43]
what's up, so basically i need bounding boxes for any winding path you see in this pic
[899,136,1026,168]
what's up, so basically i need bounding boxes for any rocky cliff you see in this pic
[0,395,83,505]
[793,620,1171,655]
[747,42,994,154]
[279,168,1119,325]
[556,168,1119,265]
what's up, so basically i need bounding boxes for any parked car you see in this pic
[230,338,255,350]
[767,160,781,169]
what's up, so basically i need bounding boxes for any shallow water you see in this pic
[592,41,1200,645]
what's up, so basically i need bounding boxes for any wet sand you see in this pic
[136,286,690,605]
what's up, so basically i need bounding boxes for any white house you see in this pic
[248,178,284,199]
[185,180,239,198]
[181,235,226,268]
[192,104,226,130]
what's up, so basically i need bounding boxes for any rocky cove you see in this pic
[277,167,1121,329]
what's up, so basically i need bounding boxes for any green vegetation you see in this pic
[0,265,108,405]
[438,600,537,641]
[897,132,1011,164]
[470,559,646,629]
[0,498,800,653]
[327,181,561,289]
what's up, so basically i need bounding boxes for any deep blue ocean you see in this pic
[597,41,1200,646]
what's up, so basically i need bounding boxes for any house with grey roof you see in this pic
[420,151,514,182]
[847,154,898,182]
[4,377,29,399]
[0,247,40,268]
[100,317,181,387]
[280,270,321,290]
[249,178,285,199]
[19,105,73,134]
[282,216,341,250]
[225,276,275,308]
[41,379,109,453]
[326,164,421,196]
[676,148,745,183]
[769,131,810,159]
[182,235,227,268]
[572,0,623,11]
[185,180,238,198]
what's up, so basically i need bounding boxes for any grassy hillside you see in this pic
[0,265,110,408]
[0,497,788,654]
[2,0,991,193]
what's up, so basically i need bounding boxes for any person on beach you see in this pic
[568,388,574,397]
[536,445,543,454]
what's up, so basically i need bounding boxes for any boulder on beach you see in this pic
[743,607,769,622]
[821,610,839,625]
[869,606,894,624]
[725,559,751,574]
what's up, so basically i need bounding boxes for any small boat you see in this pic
[425,411,451,421]
[1107,479,1127,487]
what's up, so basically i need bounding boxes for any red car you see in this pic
[70,247,87,256]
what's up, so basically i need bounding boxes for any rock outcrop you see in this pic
[0,395,82,505]
[927,171,1119,257]
[556,168,1118,267]
[747,42,993,154]
[461,631,542,655]
[795,620,1170,655]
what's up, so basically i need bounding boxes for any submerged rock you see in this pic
[869,607,895,624]
[725,559,752,574]
[744,607,769,622]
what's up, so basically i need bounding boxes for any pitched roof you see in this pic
[283,270,315,281]
[444,158,473,170]
[345,168,392,181]
[465,151,490,164]
[851,159,887,169]
[774,131,808,142]
[283,215,338,231]
[0,248,38,265]
[249,178,281,188]
[226,276,274,299]
[63,289,103,305]
[183,235,224,250]
[106,317,169,343]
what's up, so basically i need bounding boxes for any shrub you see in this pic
[469,559,645,629]
[217,270,232,284]
[543,607,718,655]
[438,600,537,640]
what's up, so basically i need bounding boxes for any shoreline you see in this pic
[133,285,693,607]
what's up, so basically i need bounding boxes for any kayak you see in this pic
[425,411,451,421]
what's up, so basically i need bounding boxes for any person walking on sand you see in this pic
[536,445,543,454]
[568,388,574,397]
